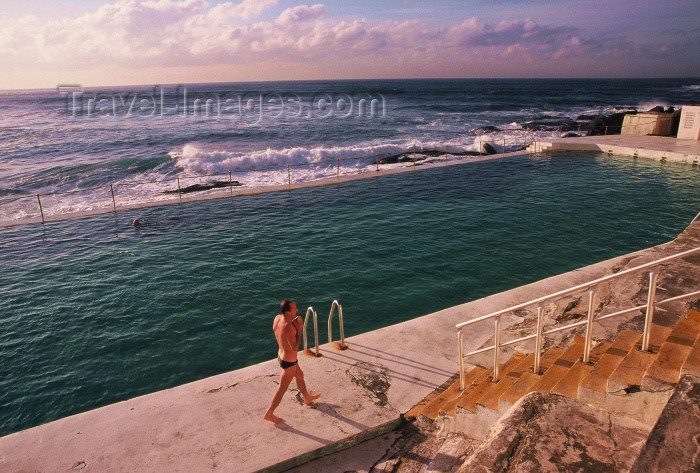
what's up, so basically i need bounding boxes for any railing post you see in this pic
[376,159,379,172]
[177,177,182,200]
[37,194,45,224]
[229,171,233,195]
[583,288,597,363]
[458,328,465,390]
[493,315,501,382]
[534,304,544,374]
[110,184,117,213]
[337,158,340,179]
[642,270,658,352]
[287,165,291,186]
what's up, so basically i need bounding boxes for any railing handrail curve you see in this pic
[456,246,700,330]
[456,245,700,390]
[327,299,346,349]
[302,306,321,357]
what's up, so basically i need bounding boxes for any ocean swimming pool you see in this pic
[1,151,699,435]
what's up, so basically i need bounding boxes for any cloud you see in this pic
[1,0,698,79]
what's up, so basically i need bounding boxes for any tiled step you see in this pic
[455,352,529,414]
[531,336,585,393]
[552,341,611,399]
[499,346,565,412]
[642,310,700,388]
[607,325,673,393]
[579,330,641,402]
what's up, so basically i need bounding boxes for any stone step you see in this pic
[457,352,529,413]
[405,372,461,421]
[454,366,496,414]
[607,325,673,393]
[531,336,585,393]
[552,341,611,399]
[499,347,565,412]
[416,367,487,421]
[579,330,641,403]
[642,310,700,389]
[477,353,534,411]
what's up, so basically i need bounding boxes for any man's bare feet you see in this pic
[263,412,285,424]
[304,392,321,405]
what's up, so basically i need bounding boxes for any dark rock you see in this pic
[164,180,242,194]
[630,375,700,473]
[586,110,637,136]
[482,143,497,155]
[576,114,599,121]
[562,132,580,138]
[522,117,579,132]
[471,126,500,134]
[647,105,666,113]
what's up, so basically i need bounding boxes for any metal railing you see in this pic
[302,300,347,356]
[456,246,700,390]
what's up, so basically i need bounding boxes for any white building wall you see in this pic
[677,106,700,140]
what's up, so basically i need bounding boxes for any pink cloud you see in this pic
[0,0,697,84]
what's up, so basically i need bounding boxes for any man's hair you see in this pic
[280,299,295,314]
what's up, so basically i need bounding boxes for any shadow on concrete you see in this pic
[319,350,442,390]
[311,402,369,432]
[350,342,455,377]
[274,423,333,445]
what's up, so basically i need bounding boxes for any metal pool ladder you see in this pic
[302,300,347,357]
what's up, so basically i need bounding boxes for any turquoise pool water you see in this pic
[1,152,699,435]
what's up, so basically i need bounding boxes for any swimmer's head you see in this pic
[132,218,143,227]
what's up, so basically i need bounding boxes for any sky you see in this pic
[0,0,699,89]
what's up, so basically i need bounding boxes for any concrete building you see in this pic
[621,112,673,136]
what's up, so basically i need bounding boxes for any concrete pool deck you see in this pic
[1,215,698,473]
[531,134,700,163]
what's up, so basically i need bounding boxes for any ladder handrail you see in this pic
[302,306,321,357]
[327,299,346,349]
[457,246,700,390]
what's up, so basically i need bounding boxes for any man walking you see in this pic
[263,300,320,424]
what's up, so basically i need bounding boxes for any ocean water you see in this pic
[1,79,700,436]
[1,78,699,222]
